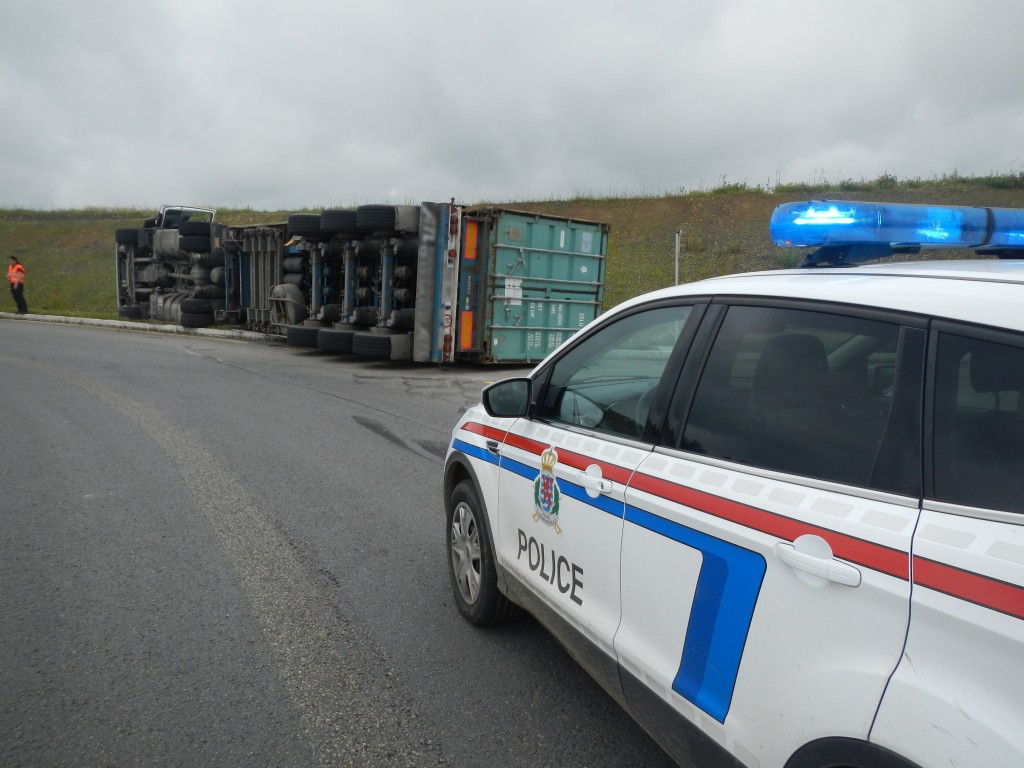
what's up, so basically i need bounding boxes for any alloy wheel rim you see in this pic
[451,501,482,604]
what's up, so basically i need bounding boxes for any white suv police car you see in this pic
[443,201,1024,768]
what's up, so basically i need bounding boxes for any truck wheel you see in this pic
[178,235,211,253]
[320,209,358,233]
[179,221,212,237]
[447,480,519,625]
[115,228,139,245]
[180,298,213,314]
[180,311,214,328]
[320,303,342,324]
[117,305,141,319]
[285,325,320,347]
[356,205,397,232]
[287,214,323,238]
[352,332,391,358]
[317,328,354,353]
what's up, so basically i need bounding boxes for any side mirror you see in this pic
[481,378,532,418]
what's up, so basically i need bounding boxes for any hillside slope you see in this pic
[2,177,1022,318]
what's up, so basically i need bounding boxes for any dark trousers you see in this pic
[10,284,27,314]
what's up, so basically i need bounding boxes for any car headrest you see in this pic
[752,334,832,410]
[970,344,1024,394]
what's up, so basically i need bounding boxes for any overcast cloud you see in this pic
[1,0,1021,210]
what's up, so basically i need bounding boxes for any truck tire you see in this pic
[117,305,141,319]
[287,214,323,238]
[178,235,211,253]
[286,325,320,347]
[180,298,213,314]
[115,228,140,245]
[320,209,359,233]
[351,305,380,327]
[179,221,212,237]
[356,205,396,232]
[317,328,354,353]
[352,332,392,358]
[319,303,342,324]
[180,311,215,328]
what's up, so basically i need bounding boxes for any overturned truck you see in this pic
[115,201,609,364]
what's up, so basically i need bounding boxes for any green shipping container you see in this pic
[456,208,608,364]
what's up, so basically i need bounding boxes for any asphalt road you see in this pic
[0,318,676,768]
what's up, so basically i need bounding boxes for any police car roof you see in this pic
[625,259,1024,333]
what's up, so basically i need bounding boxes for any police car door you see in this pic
[617,303,925,766]
[494,304,699,689]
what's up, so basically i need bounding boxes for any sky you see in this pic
[1,0,1022,211]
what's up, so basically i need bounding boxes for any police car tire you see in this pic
[447,480,519,625]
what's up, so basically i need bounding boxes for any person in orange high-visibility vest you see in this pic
[7,256,27,315]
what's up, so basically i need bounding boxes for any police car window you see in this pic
[933,332,1024,513]
[681,305,901,487]
[540,306,693,440]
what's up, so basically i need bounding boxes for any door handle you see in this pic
[577,464,613,498]
[775,540,861,587]
[486,439,501,455]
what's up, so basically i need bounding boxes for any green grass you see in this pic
[3,175,1023,317]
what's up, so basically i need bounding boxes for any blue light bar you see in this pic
[770,201,992,249]
[989,208,1024,248]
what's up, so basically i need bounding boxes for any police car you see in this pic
[443,200,1024,768]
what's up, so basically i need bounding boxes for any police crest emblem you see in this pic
[533,447,562,534]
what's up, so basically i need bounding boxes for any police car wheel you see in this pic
[447,481,518,625]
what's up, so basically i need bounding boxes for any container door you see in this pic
[480,210,606,363]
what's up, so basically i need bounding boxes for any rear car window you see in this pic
[681,305,907,488]
[933,332,1024,513]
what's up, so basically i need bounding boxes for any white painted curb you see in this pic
[0,311,276,342]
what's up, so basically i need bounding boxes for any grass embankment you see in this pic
[2,174,1023,318]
